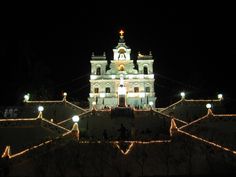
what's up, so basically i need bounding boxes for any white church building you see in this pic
[88,30,156,109]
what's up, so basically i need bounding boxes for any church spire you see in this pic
[119,30,124,38]
[119,29,125,43]
[113,29,131,60]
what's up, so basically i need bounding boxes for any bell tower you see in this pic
[113,30,131,61]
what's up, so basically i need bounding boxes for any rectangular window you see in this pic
[105,87,110,93]
[94,88,99,93]
[145,87,150,93]
[134,87,139,93]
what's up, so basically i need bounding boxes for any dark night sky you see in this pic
[1,4,236,111]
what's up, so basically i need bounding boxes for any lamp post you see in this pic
[206,103,211,109]
[180,92,185,99]
[217,94,223,100]
[149,101,154,110]
[24,93,30,102]
[37,106,44,118]
[206,103,213,115]
[92,101,96,110]
[63,92,67,101]
[72,115,80,140]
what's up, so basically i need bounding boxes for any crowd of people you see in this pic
[0,107,19,118]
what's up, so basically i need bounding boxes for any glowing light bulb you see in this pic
[24,94,30,101]
[180,92,185,98]
[38,106,44,112]
[218,94,223,100]
[72,115,79,123]
[149,101,154,106]
[206,103,212,109]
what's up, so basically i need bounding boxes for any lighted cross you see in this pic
[119,30,124,36]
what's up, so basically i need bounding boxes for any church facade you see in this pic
[88,31,156,109]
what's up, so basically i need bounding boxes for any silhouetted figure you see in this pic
[8,108,13,118]
[3,109,9,118]
[118,123,127,140]
[13,108,18,118]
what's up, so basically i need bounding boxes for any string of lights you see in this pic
[24,93,87,114]
[178,110,236,130]
[0,116,69,133]
[178,129,236,155]
[152,109,171,117]
[152,109,188,125]
[137,108,187,132]
[173,118,188,125]
[1,137,173,159]
[41,117,70,132]
[214,114,236,117]
[1,131,72,159]
[179,114,209,130]
[114,142,134,155]
[1,92,233,159]
[133,109,151,112]
[77,140,172,144]
[57,110,92,125]
[185,99,221,102]
[65,100,87,112]
[159,98,221,114]
[0,118,37,122]
[1,146,11,158]
[26,100,63,103]
[158,99,183,113]
[2,124,235,159]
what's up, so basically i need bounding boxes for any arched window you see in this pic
[96,67,101,75]
[118,48,126,60]
[143,66,148,74]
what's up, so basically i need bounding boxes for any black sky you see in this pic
[1,5,236,111]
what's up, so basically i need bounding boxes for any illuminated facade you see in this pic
[88,31,156,109]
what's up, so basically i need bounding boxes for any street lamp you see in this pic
[72,115,79,123]
[206,103,211,109]
[206,103,213,115]
[180,92,185,99]
[63,92,67,101]
[149,101,154,110]
[217,94,223,100]
[71,115,80,140]
[38,106,44,112]
[92,101,96,110]
[37,106,44,118]
[24,93,30,102]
